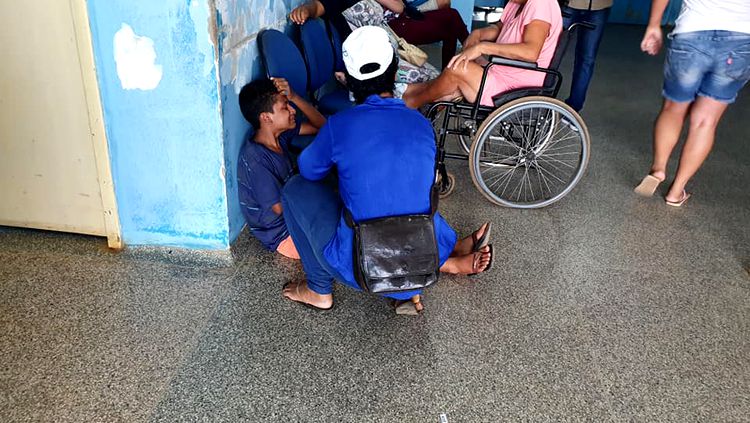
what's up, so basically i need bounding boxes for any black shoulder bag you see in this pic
[344,182,440,295]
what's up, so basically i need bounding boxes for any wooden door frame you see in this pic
[69,0,122,249]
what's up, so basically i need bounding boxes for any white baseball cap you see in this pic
[342,26,395,81]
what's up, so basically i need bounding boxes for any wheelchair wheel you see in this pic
[437,171,456,198]
[468,96,590,208]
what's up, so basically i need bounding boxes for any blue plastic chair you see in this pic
[300,19,353,115]
[257,29,308,99]
[326,20,345,72]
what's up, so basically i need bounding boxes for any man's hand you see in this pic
[447,44,483,71]
[640,25,663,56]
[271,77,297,101]
[289,4,311,24]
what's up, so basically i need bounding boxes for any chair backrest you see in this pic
[300,19,335,93]
[257,29,308,97]
[542,24,576,88]
[491,24,580,106]
[325,20,346,72]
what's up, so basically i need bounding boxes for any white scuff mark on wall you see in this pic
[189,0,216,76]
[113,24,163,90]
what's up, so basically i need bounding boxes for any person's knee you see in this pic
[281,174,305,204]
[689,109,722,130]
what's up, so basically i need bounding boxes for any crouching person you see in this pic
[281,26,493,315]
[237,77,326,259]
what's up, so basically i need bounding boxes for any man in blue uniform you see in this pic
[280,26,493,314]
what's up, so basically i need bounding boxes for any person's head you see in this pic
[342,26,399,104]
[239,79,296,132]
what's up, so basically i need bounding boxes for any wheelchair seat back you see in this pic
[491,23,580,107]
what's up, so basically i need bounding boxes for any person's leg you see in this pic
[565,8,610,112]
[281,175,342,309]
[664,95,729,202]
[649,99,691,182]
[640,32,709,186]
[403,62,485,108]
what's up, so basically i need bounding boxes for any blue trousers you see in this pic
[281,175,421,301]
[562,7,611,112]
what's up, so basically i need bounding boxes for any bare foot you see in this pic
[282,280,333,310]
[441,246,491,275]
[452,222,491,257]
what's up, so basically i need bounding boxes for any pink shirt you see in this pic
[480,0,563,106]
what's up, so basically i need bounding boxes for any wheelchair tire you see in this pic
[437,171,456,198]
[468,96,590,208]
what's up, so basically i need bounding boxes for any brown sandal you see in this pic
[390,296,424,315]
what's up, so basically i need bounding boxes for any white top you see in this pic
[673,0,750,35]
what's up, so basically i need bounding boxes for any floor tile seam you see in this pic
[140,261,247,421]
[0,248,240,274]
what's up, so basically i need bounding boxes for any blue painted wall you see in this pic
[214,0,305,243]
[87,0,229,249]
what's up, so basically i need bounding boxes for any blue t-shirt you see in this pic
[298,95,458,285]
[237,122,300,250]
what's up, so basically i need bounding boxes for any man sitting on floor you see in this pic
[237,77,326,259]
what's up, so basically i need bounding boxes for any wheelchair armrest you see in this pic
[489,55,539,70]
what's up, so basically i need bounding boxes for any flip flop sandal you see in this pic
[634,174,662,197]
[468,244,493,277]
[282,281,334,311]
[390,297,424,315]
[666,192,691,207]
[472,222,493,252]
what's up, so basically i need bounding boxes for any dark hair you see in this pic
[345,54,399,104]
[239,79,278,130]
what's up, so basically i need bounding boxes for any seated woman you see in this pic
[291,0,468,69]
[403,0,563,109]
[280,26,493,315]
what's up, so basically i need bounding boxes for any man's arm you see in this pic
[641,0,670,55]
[271,77,326,135]
[298,122,334,181]
[449,20,549,70]
[289,0,325,24]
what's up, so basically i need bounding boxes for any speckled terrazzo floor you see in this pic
[1,25,748,422]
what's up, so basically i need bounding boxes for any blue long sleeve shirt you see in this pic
[298,95,458,285]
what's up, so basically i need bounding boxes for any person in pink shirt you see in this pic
[403,0,562,108]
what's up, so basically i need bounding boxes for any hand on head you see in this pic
[270,77,295,100]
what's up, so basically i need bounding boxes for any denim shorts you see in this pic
[663,30,750,104]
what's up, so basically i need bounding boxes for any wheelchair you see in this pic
[427,23,592,209]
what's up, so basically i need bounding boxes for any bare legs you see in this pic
[642,96,729,202]
[403,62,485,109]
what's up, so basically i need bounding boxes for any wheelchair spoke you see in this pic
[470,97,590,208]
